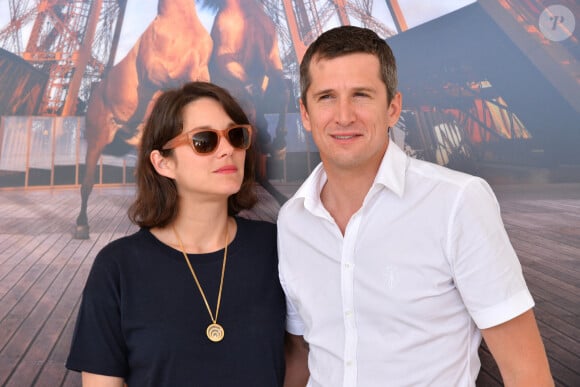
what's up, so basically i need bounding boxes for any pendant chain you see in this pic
[173,220,228,342]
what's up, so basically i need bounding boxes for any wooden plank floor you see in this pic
[0,182,579,386]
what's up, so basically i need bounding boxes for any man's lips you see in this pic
[331,133,362,140]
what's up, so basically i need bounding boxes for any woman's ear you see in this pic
[150,150,175,179]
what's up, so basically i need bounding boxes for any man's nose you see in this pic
[336,97,356,126]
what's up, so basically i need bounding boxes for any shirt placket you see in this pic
[341,211,361,387]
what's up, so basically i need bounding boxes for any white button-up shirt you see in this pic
[277,142,534,387]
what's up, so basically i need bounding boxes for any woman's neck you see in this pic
[153,199,232,254]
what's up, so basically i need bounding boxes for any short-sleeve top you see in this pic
[67,217,285,386]
[278,142,534,386]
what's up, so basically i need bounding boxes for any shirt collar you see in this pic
[373,141,407,198]
[289,141,408,211]
[292,162,328,216]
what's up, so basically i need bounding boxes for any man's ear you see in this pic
[299,99,312,133]
[387,92,403,127]
[150,150,175,179]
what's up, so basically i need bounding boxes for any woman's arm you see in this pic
[81,372,124,387]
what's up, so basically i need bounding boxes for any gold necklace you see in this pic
[173,221,228,342]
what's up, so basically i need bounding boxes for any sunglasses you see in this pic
[162,124,253,155]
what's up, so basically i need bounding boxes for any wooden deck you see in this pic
[0,182,578,386]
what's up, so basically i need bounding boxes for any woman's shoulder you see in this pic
[102,227,149,248]
[233,218,278,266]
[236,216,276,232]
[94,228,153,264]
[235,216,277,245]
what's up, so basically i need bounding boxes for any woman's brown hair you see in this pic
[128,81,257,228]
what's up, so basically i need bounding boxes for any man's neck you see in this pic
[321,165,377,235]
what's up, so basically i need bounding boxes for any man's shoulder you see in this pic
[407,156,483,188]
[405,157,498,210]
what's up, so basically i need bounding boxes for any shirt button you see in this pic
[345,310,352,316]
[346,361,353,367]
[344,263,352,269]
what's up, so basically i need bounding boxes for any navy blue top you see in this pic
[67,217,285,386]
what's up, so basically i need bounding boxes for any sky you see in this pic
[0,0,475,63]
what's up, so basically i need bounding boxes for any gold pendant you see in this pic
[206,323,224,342]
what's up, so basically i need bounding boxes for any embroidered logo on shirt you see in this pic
[384,265,399,289]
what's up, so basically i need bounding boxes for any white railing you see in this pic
[0,116,136,188]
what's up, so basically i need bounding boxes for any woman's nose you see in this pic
[217,134,234,157]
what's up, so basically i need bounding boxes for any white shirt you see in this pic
[277,142,534,387]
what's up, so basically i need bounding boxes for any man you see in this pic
[279,26,553,387]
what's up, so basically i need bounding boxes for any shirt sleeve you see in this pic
[447,177,534,329]
[277,215,306,336]
[279,270,306,335]
[66,246,128,377]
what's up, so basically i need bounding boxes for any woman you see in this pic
[66,82,286,386]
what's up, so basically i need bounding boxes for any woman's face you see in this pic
[167,98,247,201]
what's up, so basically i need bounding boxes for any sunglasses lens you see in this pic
[189,126,250,154]
[228,126,250,149]
[192,131,219,154]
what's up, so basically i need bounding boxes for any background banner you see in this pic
[1,1,578,192]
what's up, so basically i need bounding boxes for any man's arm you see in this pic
[284,333,309,387]
[481,309,553,387]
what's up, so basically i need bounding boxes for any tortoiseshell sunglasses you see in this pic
[162,124,253,155]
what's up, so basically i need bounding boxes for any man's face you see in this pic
[300,53,401,174]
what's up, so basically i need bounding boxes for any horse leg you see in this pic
[75,89,113,239]
[74,138,106,239]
